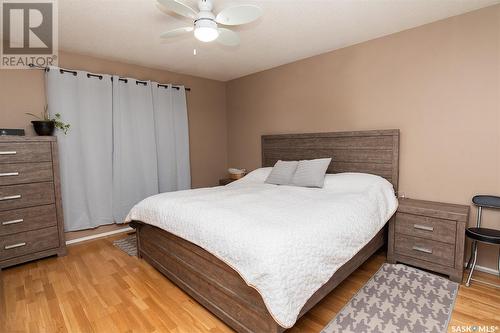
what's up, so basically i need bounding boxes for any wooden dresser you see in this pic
[387,198,469,282]
[0,136,66,270]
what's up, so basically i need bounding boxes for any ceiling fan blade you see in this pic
[160,26,194,39]
[216,5,261,26]
[217,28,240,46]
[157,0,197,19]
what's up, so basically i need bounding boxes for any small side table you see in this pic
[387,198,470,282]
[219,178,236,186]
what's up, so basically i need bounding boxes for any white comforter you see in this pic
[125,169,398,328]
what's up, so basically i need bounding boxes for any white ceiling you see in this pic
[59,0,500,81]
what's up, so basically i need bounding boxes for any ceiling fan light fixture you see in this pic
[194,19,219,42]
[158,0,262,47]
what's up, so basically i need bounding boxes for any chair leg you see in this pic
[466,241,475,270]
[466,241,478,287]
[498,247,500,279]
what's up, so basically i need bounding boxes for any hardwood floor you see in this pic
[1,234,499,333]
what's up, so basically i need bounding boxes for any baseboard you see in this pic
[66,227,134,245]
[464,262,499,276]
[473,264,499,276]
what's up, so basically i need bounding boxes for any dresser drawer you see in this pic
[0,182,55,211]
[0,162,53,186]
[0,205,57,236]
[0,226,59,260]
[395,212,457,244]
[0,142,52,164]
[395,234,455,267]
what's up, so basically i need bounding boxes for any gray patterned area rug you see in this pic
[113,234,137,256]
[321,263,458,333]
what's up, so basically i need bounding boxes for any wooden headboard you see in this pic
[261,129,400,191]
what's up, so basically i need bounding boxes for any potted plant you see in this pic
[26,105,70,136]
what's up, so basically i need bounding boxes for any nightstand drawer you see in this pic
[0,162,54,186]
[395,212,456,244]
[0,143,52,164]
[395,234,455,267]
[0,226,59,260]
[0,205,57,236]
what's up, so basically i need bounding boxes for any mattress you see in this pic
[125,168,398,328]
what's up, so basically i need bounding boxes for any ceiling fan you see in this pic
[157,0,262,46]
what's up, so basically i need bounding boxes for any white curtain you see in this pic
[46,69,191,231]
[152,84,191,192]
[172,86,191,190]
[46,68,113,231]
[112,77,159,223]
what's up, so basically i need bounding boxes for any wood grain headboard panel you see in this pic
[261,129,400,191]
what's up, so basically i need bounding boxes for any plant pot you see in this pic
[31,121,55,136]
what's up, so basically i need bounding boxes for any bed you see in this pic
[128,129,400,333]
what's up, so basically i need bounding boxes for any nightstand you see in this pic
[219,178,236,186]
[387,198,470,282]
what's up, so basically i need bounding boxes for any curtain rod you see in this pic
[28,63,191,91]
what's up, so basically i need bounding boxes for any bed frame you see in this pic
[130,129,400,333]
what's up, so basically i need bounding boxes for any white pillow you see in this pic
[291,158,332,188]
[265,160,299,185]
[234,167,272,184]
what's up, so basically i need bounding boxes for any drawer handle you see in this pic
[413,224,434,232]
[0,151,17,155]
[5,242,26,250]
[0,195,21,201]
[412,246,433,254]
[2,218,23,225]
[0,172,19,177]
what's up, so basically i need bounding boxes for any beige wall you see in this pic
[226,5,500,271]
[0,50,227,189]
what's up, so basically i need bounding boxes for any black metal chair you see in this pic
[465,195,500,287]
